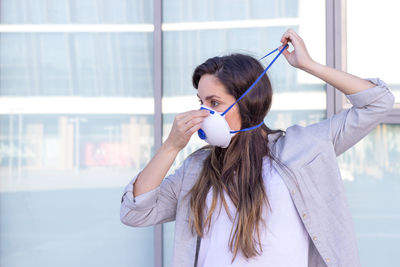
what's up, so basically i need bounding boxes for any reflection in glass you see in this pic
[0,33,153,97]
[0,115,153,191]
[1,19,155,267]
[338,125,400,267]
[347,0,400,104]
[345,1,400,265]
[0,0,153,24]
[163,0,298,23]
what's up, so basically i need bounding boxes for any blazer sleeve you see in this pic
[306,78,395,156]
[120,157,188,227]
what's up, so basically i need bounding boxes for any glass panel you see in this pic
[0,6,154,267]
[161,0,326,266]
[337,124,400,267]
[0,0,153,24]
[0,33,153,97]
[346,2,400,265]
[347,0,400,104]
[163,0,298,22]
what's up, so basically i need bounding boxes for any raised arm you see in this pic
[279,29,375,94]
[279,29,395,156]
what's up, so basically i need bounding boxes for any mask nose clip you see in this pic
[198,106,214,139]
[200,106,215,114]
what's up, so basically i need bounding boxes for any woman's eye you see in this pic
[211,100,219,107]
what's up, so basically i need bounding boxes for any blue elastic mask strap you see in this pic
[230,121,264,134]
[221,44,288,117]
[258,47,280,61]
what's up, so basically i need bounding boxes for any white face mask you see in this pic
[197,105,237,148]
[197,44,288,148]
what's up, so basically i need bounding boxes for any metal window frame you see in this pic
[326,0,345,118]
[326,0,400,122]
[153,0,163,267]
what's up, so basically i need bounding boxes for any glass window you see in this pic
[337,124,400,267]
[346,0,400,117]
[0,33,153,97]
[163,0,298,22]
[0,0,153,24]
[0,1,155,267]
[161,0,326,266]
[343,1,400,266]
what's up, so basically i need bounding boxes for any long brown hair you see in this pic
[188,54,283,262]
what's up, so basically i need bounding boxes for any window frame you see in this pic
[326,0,400,123]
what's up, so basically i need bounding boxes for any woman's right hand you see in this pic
[164,109,210,151]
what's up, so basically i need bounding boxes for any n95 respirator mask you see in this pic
[197,44,288,148]
[197,105,237,148]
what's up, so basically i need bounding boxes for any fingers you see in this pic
[176,109,210,120]
[279,42,290,53]
[281,48,290,58]
[280,28,298,43]
[278,43,291,60]
[280,28,303,48]
[174,109,209,135]
[183,116,205,134]
[176,109,209,125]
[184,119,203,136]
[166,109,209,150]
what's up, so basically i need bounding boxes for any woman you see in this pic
[120,29,394,267]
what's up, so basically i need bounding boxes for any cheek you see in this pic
[225,107,241,130]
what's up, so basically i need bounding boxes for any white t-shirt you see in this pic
[197,157,310,267]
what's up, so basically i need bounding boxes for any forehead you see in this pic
[197,74,228,97]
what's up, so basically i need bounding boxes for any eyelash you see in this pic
[198,99,219,107]
[211,100,219,107]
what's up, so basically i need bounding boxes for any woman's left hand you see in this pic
[279,29,314,70]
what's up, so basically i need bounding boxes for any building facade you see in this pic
[0,0,399,267]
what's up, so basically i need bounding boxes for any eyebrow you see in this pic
[196,94,222,101]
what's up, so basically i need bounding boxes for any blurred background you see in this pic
[0,0,399,267]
